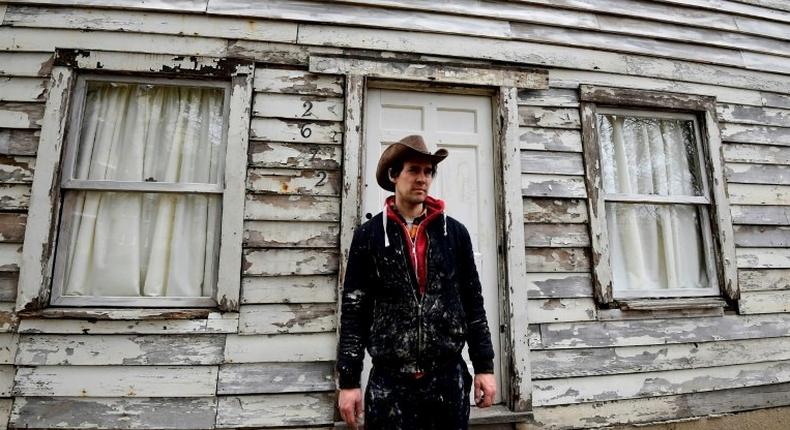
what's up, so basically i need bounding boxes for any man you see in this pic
[337,135,496,430]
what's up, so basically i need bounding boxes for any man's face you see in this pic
[392,158,434,205]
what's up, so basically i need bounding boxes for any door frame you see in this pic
[314,55,548,412]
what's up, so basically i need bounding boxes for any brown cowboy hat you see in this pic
[376,135,448,192]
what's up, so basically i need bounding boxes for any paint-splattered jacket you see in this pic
[337,197,495,389]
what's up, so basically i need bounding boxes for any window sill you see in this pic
[617,297,727,311]
[17,307,229,321]
[334,405,531,428]
[599,297,727,321]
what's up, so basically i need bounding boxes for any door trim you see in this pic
[336,62,534,412]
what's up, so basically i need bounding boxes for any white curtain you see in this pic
[598,114,709,292]
[62,82,224,298]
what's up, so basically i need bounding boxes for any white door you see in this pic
[361,88,501,403]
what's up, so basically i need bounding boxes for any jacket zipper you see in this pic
[394,221,425,372]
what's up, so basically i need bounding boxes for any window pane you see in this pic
[73,82,225,184]
[598,114,702,196]
[59,191,221,298]
[606,203,711,293]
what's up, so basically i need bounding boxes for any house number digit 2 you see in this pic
[299,123,312,139]
[315,171,328,187]
[302,101,314,117]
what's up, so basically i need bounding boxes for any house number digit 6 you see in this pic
[299,123,312,139]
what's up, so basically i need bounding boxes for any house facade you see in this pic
[0,1,789,428]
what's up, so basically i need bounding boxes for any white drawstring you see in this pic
[383,203,390,247]
[443,211,447,236]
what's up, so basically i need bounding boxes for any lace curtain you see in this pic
[598,113,710,292]
[60,82,224,298]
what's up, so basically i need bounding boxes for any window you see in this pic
[580,86,738,305]
[51,77,229,307]
[17,51,253,311]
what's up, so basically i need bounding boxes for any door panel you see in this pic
[361,89,501,403]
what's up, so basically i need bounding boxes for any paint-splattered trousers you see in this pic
[364,358,472,430]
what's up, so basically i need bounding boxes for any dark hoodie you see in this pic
[337,196,495,389]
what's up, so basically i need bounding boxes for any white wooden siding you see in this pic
[1,1,789,429]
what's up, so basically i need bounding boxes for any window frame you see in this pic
[579,85,738,306]
[16,50,254,312]
[50,74,232,307]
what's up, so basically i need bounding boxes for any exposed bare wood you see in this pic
[739,268,790,291]
[224,332,335,363]
[731,205,790,225]
[10,0,209,12]
[0,273,16,302]
[534,359,790,406]
[0,28,228,57]
[249,141,342,170]
[310,55,548,89]
[244,220,339,248]
[528,298,597,323]
[526,272,593,299]
[15,334,225,366]
[216,392,334,428]
[514,22,764,73]
[539,314,790,349]
[522,174,587,198]
[0,155,34,185]
[519,107,580,129]
[734,225,790,247]
[297,24,790,94]
[0,213,26,243]
[0,77,47,102]
[247,168,342,196]
[250,118,342,144]
[521,150,584,175]
[726,162,790,185]
[580,85,717,111]
[526,247,591,273]
[253,93,344,121]
[0,129,38,156]
[0,102,44,129]
[532,336,790,379]
[241,275,337,304]
[218,362,334,394]
[524,223,590,247]
[619,297,726,311]
[0,52,52,77]
[18,316,238,335]
[0,184,30,210]
[719,103,790,128]
[739,290,790,314]
[18,307,215,320]
[4,5,298,43]
[532,381,790,429]
[254,68,344,96]
[13,365,219,397]
[10,397,217,430]
[238,303,336,334]
[723,143,790,165]
[519,127,582,152]
[729,184,790,205]
[523,198,588,224]
[721,123,790,145]
[245,194,340,221]
[242,248,339,276]
[597,307,725,321]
